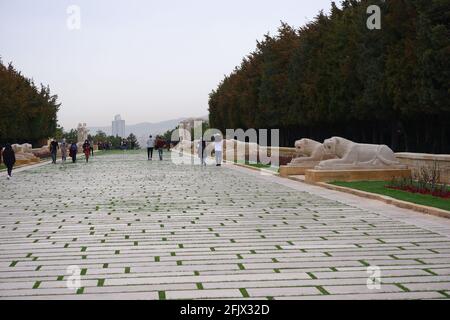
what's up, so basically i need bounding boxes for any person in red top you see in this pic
[155,136,165,161]
[82,140,91,163]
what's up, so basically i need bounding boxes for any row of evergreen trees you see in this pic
[0,60,60,146]
[208,0,450,153]
[54,128,141,150]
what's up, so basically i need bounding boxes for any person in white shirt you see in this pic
[214,134,223,166]
[146,135,155,160]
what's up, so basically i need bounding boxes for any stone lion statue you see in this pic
[12,143,32,153]
[316,137,406,170]
[11,143,40,164]
[288,138,335,167]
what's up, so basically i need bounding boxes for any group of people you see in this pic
[146,135,166,161]
[2,134,224,180]
[146,134,223,166]
[120,139,129,150]
[49,139,93,164]
[1,139,95,180]
[97,141,113,151]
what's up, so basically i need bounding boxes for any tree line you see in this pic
[90,131,140,150]
[55,128,140,150]
[0,60,60,147]
[208,0,450,153]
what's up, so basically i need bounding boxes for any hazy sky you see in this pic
[0,0,335,129]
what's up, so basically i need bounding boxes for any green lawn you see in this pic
[234,160,280,173]
[95,149,145,156]
[245,162,271,169]
[330,181,450,212]
[0,164,5,171]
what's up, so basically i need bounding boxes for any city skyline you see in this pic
[0,0,336,129]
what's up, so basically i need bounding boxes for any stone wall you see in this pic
[395,153,450,184]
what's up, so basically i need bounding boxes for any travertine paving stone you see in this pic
[0,151,449,300]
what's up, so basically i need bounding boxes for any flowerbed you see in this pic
[387,185,450,199]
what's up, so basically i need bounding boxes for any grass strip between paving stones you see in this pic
[239,288,250,298]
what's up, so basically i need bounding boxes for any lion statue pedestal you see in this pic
[305,137,411,183]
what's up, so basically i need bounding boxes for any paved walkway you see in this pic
[0,151,449,300]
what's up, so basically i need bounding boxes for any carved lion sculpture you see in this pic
[11,143,40,164]
[288,138,335,166]
[12,143,32,153]
[316,137,406,170]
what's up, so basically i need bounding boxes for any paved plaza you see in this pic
[0,151,450,300]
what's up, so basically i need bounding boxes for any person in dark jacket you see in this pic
[197,138,207,166]
[69,142,78,163]
[50,139,59,164]
[2,144,16,179]
[90,141,94,157]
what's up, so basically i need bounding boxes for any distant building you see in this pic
[112,115,126,138]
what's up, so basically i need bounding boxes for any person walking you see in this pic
[214,134,223,166]
[197,138,207,166]
[90,141,94,157]
[156,136,165,161]
[83,140,91,163]
[61,139,68,163]
[2,144,16,180]
[69,142,78,163]
[50,139,59,164]
[146,135,155,160]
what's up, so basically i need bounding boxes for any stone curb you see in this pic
[287,175,450,219]
[225,161,279,176]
